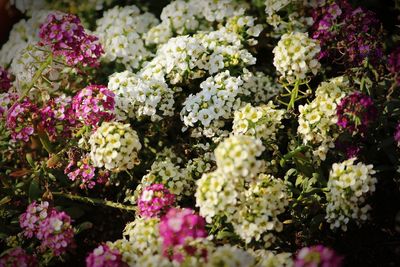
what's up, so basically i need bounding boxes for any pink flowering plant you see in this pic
[0,0,400,266]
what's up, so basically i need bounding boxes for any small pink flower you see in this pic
[295,245,343,267]
[0,247,37,267]
[0,67,12,92]
[159,208,207,262]
[86,244,127,267]
[6,99,38,142]
[138,184,175,218]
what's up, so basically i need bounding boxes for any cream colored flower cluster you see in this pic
[241,69,282,104]
[89,122,142,172]
[230,174,289,245]
[95,5,158,70]
[196,135,289,245]
[273,32,321,83]
[180,71,244,138]
[297,77,350,161]
[233,102,285,147]
[215,135,265,180]
[326,158,377,231]
[206,245,255,267]
[108,71,175,122]
[252,249,294,267]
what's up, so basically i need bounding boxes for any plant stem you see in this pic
[52,192,136,211]
[287,79,300,110]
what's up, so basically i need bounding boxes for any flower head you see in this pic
[0,247,37,267]
[295,245,343,267]
[138,184,175,218]
[86,244,128,267]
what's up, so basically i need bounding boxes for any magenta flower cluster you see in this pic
[159,208,207,262]
[20,201,75,256]
[394,123,400,146]
[388,47,400,85]
[39,13,104,68]
[72,85,115,127]
[0,247,37,267]
[6,99,37,142]
[294,245,343,267]
[138,184,175,218]
[336,91,377,135]
[85,244,127,267]
[39,95,77,141]
[0,67,12,92]
[64,156,109,189]
[311,0,383,67]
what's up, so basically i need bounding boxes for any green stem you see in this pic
[52,192,136,211]
[287,79,300,110]
[18,53,53,102]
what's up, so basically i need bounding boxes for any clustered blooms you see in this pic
[273,32,321,83]
[232,102,285,147]
[39,12,104,67]
[159,208,207,262]
[108,71,175,121]
[181,71,244,138]
[89,121,142,172]
[240,70,282,105]
[294,245,343,267]
[297,77,350,161]
[86,244,127,267]
[214,135,265,180]
[311,0,384,66]
[95,5,158,70]
[0,67,12,92]
[138,184,176,218]
[336,91,377,135]
[6,99,37,142]
[64,156,109,189]
[206,245,255,267]
[72,85,115,127]
[0,92,18,117]
[19,201,74,256]
[0,247,37,267]
[325,158,377,231]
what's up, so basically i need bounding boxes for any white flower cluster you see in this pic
[297,77,350,161]
[223,15,264,46]
[123,217,161,257]
[273,32,321,83]
[10,44,66,98]
[95,5,159,70]
[108,71,175,121]
[137,157,192,200]
[0,10,50,66]
[241,69,282,104]
[141,27,256,85]
[233,102,285,147]
[215,135,265,180]
[89,122,142,172]
[326,158,377,231]
[264,0,293,18]
[145,0,249,46]
[252,250,294,267]
[10,0,47,15]
[196,135,288,245]
[230,174,289,245]
[206,245,255,267]
[180,71,244,138]
[195,169,238,223]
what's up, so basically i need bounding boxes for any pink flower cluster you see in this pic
[337,91,377,135]
[86,244,127,267]
[64,157,109,189]
[72,85,115,127]
[0,67,12,92]
[6,99,37,142]
[159,208,207,262]
[294,245,343,267]
[311,1,383,67]
[138,184,175,218]
[0,247,37,267]
[19,201,75,256]
[39,13,104,68]
[39,95,77,141]
[388,47,400,85]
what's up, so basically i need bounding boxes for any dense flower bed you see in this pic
[0,0,400,266]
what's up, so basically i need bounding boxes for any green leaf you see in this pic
[75,221,93,234]
[29,179,42,202]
